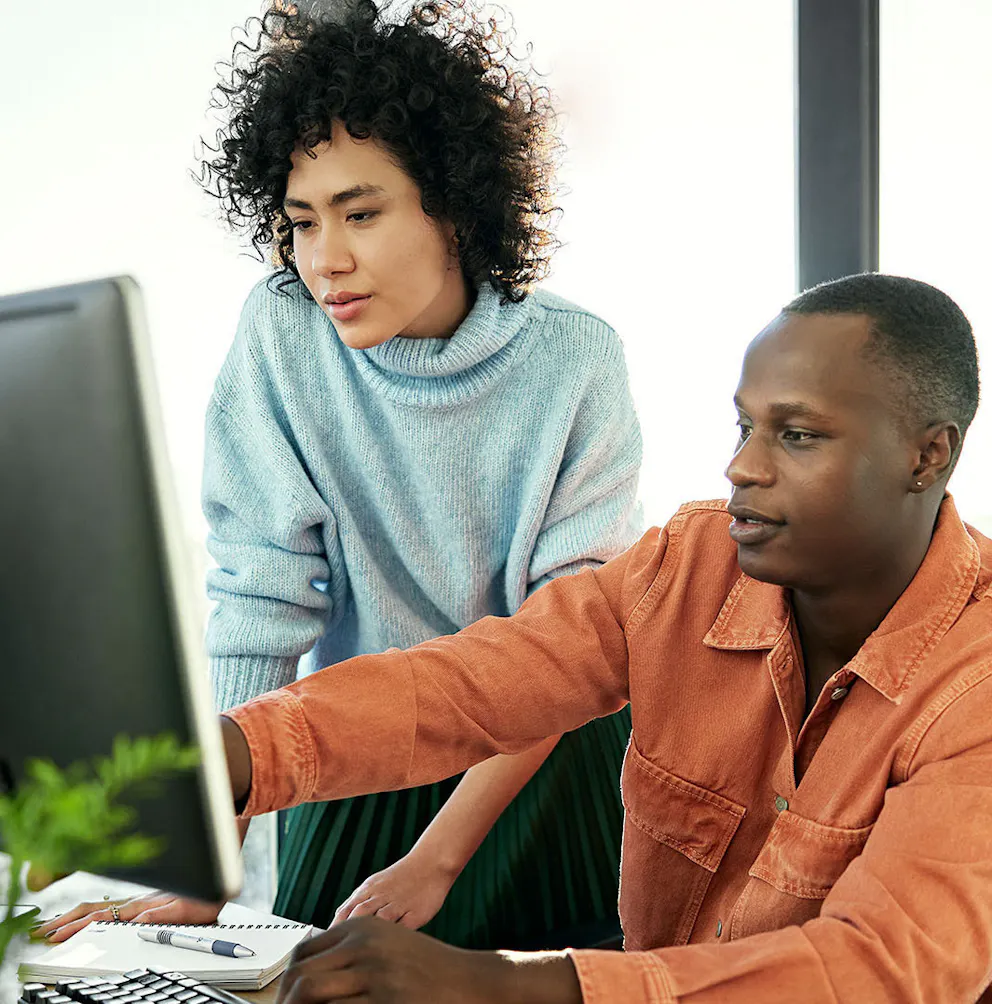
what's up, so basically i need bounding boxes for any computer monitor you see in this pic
[0,276,242,903]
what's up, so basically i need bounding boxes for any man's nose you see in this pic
[724,433,775,488]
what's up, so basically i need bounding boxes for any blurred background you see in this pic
[1,0,990,606]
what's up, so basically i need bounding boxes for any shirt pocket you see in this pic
[620,739,746,950]
[731,810,874,938]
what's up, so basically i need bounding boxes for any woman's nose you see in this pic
[311,232,354,277]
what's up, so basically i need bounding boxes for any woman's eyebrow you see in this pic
[283,184,387,211]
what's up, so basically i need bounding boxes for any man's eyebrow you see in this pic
[733,396,832,422]
[283,184,387,211]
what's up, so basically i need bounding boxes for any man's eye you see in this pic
[347,210,378,224]
[290,220,313,231]
[782,429,817,443]
[736,422,752,442]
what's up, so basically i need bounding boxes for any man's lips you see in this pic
[727,503,785,545]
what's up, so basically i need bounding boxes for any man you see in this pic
[43,273,991,1000]
[217,272,991,1002]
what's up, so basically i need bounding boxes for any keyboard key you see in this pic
[19,985,47,1002]
[122,972,150,981]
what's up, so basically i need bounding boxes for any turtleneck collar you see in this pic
[347,283,535,407]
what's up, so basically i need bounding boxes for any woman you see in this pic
[44,0,641,950]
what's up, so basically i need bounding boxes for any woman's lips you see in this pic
[327,295,371,322]
[728,517,783,545]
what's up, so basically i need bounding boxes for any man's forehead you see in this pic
[752,310,872,351]
[737,311,890,416]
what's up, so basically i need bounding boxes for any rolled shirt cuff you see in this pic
[568,948,676,1004]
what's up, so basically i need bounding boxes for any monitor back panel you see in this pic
[0,278,231,901]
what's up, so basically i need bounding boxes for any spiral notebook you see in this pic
[18,902,313,991]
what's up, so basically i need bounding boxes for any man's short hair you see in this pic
[784,273,980,437]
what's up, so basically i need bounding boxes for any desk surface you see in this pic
[1,867,297,1004]
[241,978,282,1003]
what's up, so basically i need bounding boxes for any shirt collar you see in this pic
[703,495,982,703]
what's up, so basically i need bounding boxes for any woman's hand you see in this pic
[277,916,581,1004]
[32,892,223,943]
[332,851,457,930]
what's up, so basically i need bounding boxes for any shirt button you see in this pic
[775,795,789,812]
[716,920,723,937]
[830,686,849,701]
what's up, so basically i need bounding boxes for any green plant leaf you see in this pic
[0,731,200,970]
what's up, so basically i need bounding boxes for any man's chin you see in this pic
[736,547,795,587]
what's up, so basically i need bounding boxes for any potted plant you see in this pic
[0,734,198,973]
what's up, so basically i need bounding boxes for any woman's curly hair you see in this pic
[198,0,562,303]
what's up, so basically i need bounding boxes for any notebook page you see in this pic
[19,918,311,989]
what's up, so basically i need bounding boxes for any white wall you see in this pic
[1,0,989,575]
[880,0,992,532]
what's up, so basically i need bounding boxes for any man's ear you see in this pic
[911,421,961,491]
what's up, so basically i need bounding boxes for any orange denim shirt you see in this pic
[228,496,992,1003]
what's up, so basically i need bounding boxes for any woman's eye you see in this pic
[290,220,313,232]
[736,422,752,442]
[347,210,378,224]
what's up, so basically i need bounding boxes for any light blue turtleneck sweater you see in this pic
[204,278,642,711]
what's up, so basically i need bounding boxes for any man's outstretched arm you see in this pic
[219,528,667,819]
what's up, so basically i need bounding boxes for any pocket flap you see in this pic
[749,811,873,899]
[621,740,746,872]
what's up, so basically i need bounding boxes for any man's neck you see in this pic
[791,512,939,701]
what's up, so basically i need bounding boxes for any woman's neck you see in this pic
[400,272,475,340]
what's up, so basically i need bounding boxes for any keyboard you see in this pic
[19,968,250,1004]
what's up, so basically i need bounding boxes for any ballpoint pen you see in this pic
[136,928,256,959]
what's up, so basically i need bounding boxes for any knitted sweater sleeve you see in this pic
[527,325,643,595]
[202,301,336,712]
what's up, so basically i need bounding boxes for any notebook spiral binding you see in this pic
[106,921,307,929]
